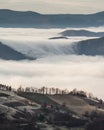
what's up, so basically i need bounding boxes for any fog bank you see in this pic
[0,27,104,99]
[0,55,104,99]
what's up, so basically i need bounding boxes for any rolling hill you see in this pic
[60,30,104,37]
[0,42,34,60]
[0,89,104,130]
[74,37,104,56]
[1,89,104,119]
[0,9,104,28]
[49,94,104,116]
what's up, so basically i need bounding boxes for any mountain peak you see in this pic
[0,9,41,15]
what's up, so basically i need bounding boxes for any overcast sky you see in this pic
[0,0,104,14]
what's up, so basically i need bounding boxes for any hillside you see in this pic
[0,42,34,60]
[0,90,40,120]
[60,30,104,37]
[0,89,104,130]
[18,91,104,116]
[73,37,104,56]
[18,92,58,106]
[49,94,104,116]
[0,9,104,28]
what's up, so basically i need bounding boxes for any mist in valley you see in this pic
[0,27,104,99]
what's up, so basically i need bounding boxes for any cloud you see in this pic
[0,27,104,100]
[0,55,104,99]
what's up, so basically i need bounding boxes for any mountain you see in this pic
[0,9,104,28]
[0,42,34,60]
[0,88,104,130]
[74,37,104,55]
[60,29,104,37]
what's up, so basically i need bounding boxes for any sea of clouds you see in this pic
[0,27,104,99]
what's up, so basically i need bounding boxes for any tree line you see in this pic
[17,86,69,95]
[0,84,12,91]
[0,83,103,103]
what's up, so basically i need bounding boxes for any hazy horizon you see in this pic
[0,0,104,14]
[0,8,104,15]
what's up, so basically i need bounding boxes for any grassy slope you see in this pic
[18,92,58,106]
[48,94,99,116]
[1,91,104,130]
[18,92,104,116]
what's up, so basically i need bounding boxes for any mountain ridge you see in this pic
[0,9,104,28]
[74,37,104,56]
[0,42,34,60]
[60,29,104,37]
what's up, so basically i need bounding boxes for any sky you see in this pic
[0,0,104,14]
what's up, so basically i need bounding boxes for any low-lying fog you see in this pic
[0,27,104,99]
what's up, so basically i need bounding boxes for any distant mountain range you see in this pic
[74,37,104,56]
[0,9,104,28]
[0,42,34,60]
[60,30,104,37]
